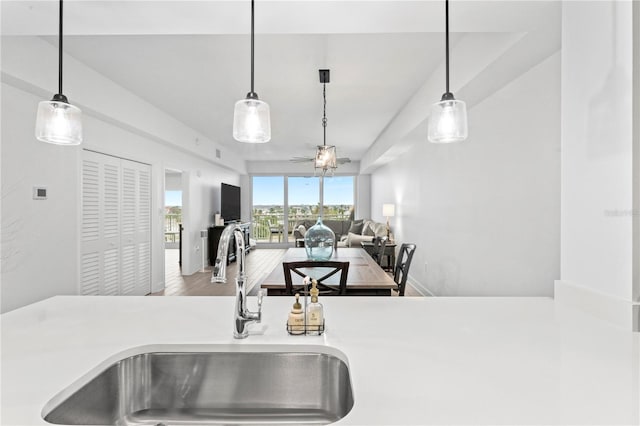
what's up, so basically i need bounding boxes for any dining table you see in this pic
[259,247,397,296]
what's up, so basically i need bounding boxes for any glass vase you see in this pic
[304,218,335,261]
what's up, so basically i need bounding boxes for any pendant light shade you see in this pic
[233,96,271,143]
[428,0,467,144]
[36,95,83,145]
[35,0,82,145]
[233,0,271,143]
[428,96,467,143]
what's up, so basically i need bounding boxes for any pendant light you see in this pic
[35,0,82,145]
[428,0,468,144]
[315,69,337,176]
[233,0,271,143]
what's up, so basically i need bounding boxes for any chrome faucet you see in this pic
[211,224,263,339]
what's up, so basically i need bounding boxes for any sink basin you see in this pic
[43,346,354,425]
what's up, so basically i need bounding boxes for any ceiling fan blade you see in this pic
[336,158,352,164]
[289,157,314,163]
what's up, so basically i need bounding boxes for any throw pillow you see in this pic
[362,221,375,236]
[346,232,376,248]
[348,219,364,235]
[371,222,388,237]
[297,224,307,237]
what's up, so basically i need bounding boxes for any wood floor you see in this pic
[151,248,422,297]
[150,248,286,296]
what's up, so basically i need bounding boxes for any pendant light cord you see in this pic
[58,0,63,95]
[322,83,327,147]
[445,0,450,94]
[250,0,255,94]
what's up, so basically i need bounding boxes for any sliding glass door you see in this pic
[323,176,355,221]
[251,176,284,244]
[252,175,355,245]
[287,177,320,243]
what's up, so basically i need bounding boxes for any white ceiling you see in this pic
[2,1,561,163]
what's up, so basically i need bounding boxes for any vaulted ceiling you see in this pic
[2,1,561,167]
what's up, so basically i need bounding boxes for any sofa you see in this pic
[293,219,388,248]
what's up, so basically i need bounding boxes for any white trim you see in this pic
[554,280,639,332]
[75,148,83,296]
[407,275,435,297]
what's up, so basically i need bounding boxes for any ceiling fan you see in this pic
[289,155,351,164]
[289,69,351,172]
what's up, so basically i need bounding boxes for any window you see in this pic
[288,177,320,242]
[252,176,284,243]
[322,176,354,221]
[164,191,182,243]
[251,175,355,244]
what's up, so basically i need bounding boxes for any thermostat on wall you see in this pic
[33,186,47,200]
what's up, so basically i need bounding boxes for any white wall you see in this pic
[356,174,371,220]
[182,169,239,275]
[558,1,637,330]
[1,84,79,312]
[246,160,361,175]
[370,52,561,297]
[165,172,182,192]
[1,80,241,313]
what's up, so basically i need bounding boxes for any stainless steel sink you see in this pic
[43,347,354,425]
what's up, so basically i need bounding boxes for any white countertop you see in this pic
[1,295,639,425]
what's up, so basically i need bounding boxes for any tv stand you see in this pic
[208,223,251,266]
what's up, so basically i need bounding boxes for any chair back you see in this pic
[393,243,416,296]
[371,236,388,266]
[282,261,350,296]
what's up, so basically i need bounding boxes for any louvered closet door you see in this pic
[121,159,151,295]
[80,151,151,296]
[81,151,121,295]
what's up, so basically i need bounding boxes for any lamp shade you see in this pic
[233,98,271,143]
[428,98,468,143]
[35,99,83,145]
[382,204,395,217]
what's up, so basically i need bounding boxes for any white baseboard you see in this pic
[554,280,639,332]
[151,281,165,294]
[407,275,436,297]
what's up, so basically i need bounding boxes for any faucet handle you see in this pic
[257,290,265,311]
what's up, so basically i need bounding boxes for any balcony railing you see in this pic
[165,213,182,243]
[252,210,352,243]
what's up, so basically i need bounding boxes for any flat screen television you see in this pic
[221,183,241,222]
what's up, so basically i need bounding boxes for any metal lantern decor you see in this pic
[315,69,338,175]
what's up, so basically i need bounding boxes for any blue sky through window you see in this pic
[252,176,353,206]
[253,176,284,205]
[323,176,354,205]
[165,191,182,207]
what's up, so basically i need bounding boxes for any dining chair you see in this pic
[282,261,350,296]
[371,236,388,266]
[393,243,416,296]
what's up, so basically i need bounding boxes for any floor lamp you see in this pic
[200,230,208,272]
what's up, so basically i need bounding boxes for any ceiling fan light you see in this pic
[35,98,83,145]
[428,98,467,143]
[233,97,271,143]
[315,145,337,170]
